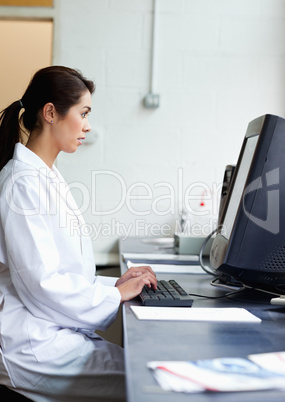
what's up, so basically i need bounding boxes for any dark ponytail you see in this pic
[0,66,95,170]
[0,100,25,170]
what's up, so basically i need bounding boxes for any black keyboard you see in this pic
[139,279,193,307]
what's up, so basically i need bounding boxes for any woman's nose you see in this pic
[84,121,91,132]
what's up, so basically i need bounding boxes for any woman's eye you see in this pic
[81,112,89,118]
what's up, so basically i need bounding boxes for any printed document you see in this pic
[148,352,285,393]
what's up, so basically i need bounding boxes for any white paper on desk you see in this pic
[122,253,199,262]
[126,260,205,274]
[130,306,261,323]
[248,351,285,375]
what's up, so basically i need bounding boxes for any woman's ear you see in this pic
[43,103,56,124]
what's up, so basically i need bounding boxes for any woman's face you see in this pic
[52,90,92,154]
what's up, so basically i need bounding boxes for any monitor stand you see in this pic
[270,295,285,305]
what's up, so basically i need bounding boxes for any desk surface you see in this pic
[120,238,285,402]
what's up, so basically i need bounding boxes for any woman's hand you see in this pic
[116,266,157,302]
[116,265,156,287]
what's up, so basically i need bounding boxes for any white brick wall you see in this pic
[54,0,285,264]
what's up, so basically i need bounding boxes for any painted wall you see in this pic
[2,0,285,265]
[54,0,285,265]
[0,19,52,110]
[0,0,52,6]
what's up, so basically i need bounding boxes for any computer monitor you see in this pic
[210,114,285,295]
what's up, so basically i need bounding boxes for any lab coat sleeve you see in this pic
[96,276,118,287]
[1,178,121,331]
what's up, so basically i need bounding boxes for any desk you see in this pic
[120,237,285,402]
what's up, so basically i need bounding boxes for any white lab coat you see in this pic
[0,144,124,401]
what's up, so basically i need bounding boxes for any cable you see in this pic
[188,285,246,301]
[211,276,243,291]
[198,228,218,276]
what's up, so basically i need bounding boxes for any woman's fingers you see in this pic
[117,272,157,302]
[116,265,156,287]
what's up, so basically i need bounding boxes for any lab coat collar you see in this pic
[13,143,56,173]
[13,143,68,199]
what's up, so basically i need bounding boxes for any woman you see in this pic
[0,66,157,401]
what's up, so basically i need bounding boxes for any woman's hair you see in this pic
[0,66,95,170]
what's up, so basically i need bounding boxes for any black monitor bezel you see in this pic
[210,114,285,294]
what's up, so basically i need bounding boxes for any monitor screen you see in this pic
[223,135,258,240]
[210,114,285,295]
